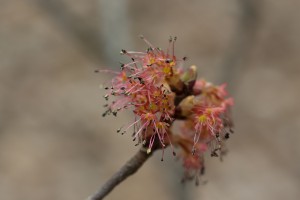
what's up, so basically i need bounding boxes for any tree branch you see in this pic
[87,148,155,200]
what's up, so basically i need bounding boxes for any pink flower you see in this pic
[101,36,180,154]
[100,36,234,183]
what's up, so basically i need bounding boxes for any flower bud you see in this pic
[166,73,184,93]
[177,95,195,117]
[193,79,207,95]
[180,65,197,83]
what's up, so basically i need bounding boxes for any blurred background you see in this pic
[0,0,299,200]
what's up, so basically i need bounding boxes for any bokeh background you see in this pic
[1,0,299,200]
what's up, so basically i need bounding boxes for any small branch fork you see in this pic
[87,148,156,200]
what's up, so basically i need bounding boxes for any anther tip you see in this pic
[147,148,151,154]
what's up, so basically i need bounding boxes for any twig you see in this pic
[88,62,189,200]
[87,148,155,200]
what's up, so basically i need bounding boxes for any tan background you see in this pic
[0,0,299,200]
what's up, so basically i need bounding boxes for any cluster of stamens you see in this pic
[98,36,234,184]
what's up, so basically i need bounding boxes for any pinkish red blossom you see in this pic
[99,36,234,184]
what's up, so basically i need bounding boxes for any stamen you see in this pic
[161,147,165,161]
[103,94,109,100]
[139,35,155,49]
[224,133,230,139]
[172,36,177,57]
[120,49,127,55]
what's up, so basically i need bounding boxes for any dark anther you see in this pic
[137,77,144,84]
[216,132,220,138]
[120,87,125,90]
[112,111,117,116]
[161,158,164,161]
[225,133,230,139]
[174,36,177,41]
[103,94,109,100]
[104,87,109,90]
[211,151,219,157]
[165,59,172,63]
[117,128,121,133]
[120,63,125,70]
[131,58,135,61]
[173,151,177,156]
[135,143,139,146]
[120,49,127,54]
[192,148,196,155]
[183,56,188,61]
[230,129,234,133]
[133,137,136,141]
[94,69,99,73]
[200,166,205,175]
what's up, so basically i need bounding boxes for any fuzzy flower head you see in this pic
[99,36,234,184]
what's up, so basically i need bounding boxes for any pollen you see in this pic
[149,103,158,111]
[121,71,127,82]
[143,112,156,121]
[163,66,171,75]
[149,57,156,65]
[198,115,207,123]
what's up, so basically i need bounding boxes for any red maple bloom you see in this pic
[100,36,234,184]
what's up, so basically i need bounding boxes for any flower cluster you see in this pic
[100,36,234,184]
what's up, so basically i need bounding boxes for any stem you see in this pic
[87,148,155,200]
